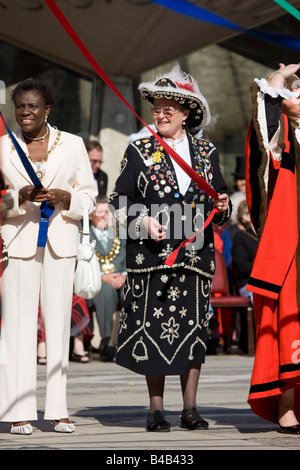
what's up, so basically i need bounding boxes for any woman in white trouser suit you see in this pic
[0,78,97,434]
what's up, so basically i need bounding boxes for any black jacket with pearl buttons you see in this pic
[109,132,231,279]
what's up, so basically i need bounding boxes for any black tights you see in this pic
[146,365,201,413]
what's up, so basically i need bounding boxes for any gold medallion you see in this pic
[94,226,121,273]
[36,170,45,181]
[102,257,116,274]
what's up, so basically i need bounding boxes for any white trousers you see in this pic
[0,243,76,422]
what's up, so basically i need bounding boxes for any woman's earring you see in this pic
[45,115,48,123]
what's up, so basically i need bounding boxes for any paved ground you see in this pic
[0,351,299,454]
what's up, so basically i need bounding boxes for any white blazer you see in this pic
[1,125,97,258]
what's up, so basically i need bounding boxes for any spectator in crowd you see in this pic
[232,200,258,301]
[37,294,93,365]
[228,156,246,240]
[87,197,126,362]
[230,156,246,194]
[232,199,258,353]
[86,140,108,197]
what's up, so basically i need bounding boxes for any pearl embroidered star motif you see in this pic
[179,307,187,318]
[186,246,201,266]
[158,244,172,260]
[167,286,180,301]
[160,317,180,345]
[153,307,164,318]
[135,253,145,265]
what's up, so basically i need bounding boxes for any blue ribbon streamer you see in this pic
[149,0,300,51]
[0,111,55,247]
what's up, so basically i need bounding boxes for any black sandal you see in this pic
[71,352,89,363]
[181,407,209,430]
[37,356,47,365]
[146,410,171,432]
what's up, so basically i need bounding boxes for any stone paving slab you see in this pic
[0,354,299,452]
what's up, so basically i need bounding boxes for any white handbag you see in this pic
[74,200,101,299]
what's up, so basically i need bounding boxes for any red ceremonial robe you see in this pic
[245,82,300,424]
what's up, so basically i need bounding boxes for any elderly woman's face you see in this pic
[14,90,50,135]
[152,98,189,139]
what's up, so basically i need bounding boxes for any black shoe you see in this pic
[71,352,89,363]
[279,424,300,434]
[100,345,116,362]
[181,407,209,430]
[146,410,171,432]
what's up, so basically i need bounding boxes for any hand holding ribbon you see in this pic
[164,193,229,266]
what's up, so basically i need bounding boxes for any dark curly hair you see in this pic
[11,78,54,108]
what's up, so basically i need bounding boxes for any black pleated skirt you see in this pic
[116,268,212,375]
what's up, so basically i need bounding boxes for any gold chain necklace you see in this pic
[94,227,121,273]
[10,130,61,181]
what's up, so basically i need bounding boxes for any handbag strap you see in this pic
[81,199,91,243]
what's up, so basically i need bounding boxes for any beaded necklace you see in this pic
[23,125,49,143]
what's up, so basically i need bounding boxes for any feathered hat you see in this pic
[138,64,211,130]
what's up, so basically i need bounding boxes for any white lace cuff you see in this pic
[254,78,298,99]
